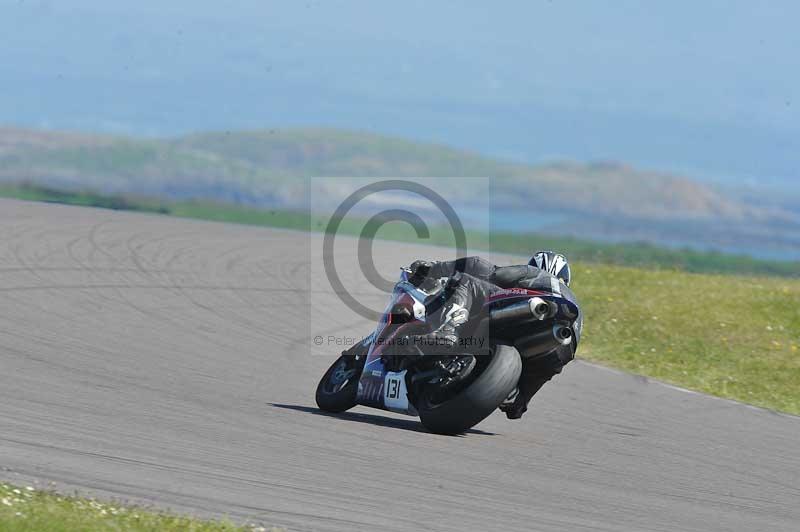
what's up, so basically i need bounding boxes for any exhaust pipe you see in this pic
[531,299,554,320]
[553,324,573,345]
[515,324,574,356]
[490,297,555,323]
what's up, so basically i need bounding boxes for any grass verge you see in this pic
[0,482,278,531]
[574,264,800,414]
[1,182,798,413]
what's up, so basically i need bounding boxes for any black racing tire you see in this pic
[417,345,522,435]
[315,354,362,413]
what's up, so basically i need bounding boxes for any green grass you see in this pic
[0,482,279,532]
[574,264,800,414]
[1,183,799,414]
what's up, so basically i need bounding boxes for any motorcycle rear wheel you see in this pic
[417,345,521,435]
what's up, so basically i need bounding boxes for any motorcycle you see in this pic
[315,268,579,434]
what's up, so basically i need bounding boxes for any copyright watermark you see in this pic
[307,177,490,354]
[312,334,487,350]
[313,335,369,347]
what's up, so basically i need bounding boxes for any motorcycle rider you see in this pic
[342,252,581,420]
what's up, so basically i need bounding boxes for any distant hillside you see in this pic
[1,127,798,259]
[0,127,764,216]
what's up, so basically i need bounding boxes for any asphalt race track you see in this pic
[1,198,799,531]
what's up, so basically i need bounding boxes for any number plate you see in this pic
[383,371,410,412]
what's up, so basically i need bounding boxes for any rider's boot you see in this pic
[410,323,459,351]
[500,371,554,420]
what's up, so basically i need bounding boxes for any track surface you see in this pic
[1,199,798,531]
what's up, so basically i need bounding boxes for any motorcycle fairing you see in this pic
[356,348,419,416]
[355,278,430,416]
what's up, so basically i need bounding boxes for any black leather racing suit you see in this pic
[419,256,582,418]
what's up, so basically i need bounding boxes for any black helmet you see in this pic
[529,251,571,286]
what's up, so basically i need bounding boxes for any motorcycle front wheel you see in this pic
[417,344,521,435]
[315,354,364,413]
